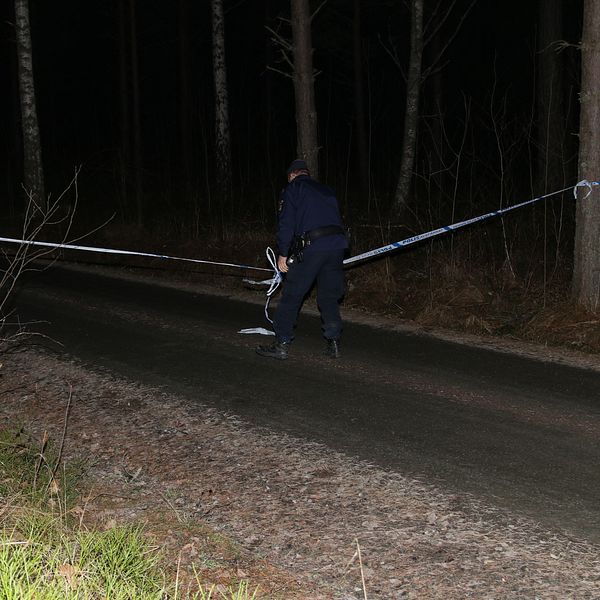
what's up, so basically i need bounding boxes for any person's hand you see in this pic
[277,255,289,273]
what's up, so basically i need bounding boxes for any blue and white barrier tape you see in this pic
[343,180,600,266]
[240,179,599,334]
[0,234,278,336]
[0,236,273,273]
[2,179,597,337]
[239,247,282,336]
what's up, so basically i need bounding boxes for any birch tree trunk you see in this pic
[392,0,424,218]
[291,0,319,179]
[211,0,232,210]
[15,0,45,203]
[573,0,600,311]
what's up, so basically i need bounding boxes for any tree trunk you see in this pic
[14,0,45,203]
[536,0,564,193]
[353,0,368,201]
[211,0,232,212]
[290,0,319,179]
[392,0,424,218]
[573,0,600,311]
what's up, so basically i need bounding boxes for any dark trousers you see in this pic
[274,249,345,342]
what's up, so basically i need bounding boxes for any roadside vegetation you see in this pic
[0,427,259,599]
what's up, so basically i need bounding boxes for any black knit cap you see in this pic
[286,159,309,174]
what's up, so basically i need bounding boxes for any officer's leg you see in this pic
[273,252,322,342]
[316,249,345,341]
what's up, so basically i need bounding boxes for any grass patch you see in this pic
[0,428,259,599]
[0,427,80,509]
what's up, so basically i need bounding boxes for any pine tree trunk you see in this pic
[14,0,45,203]
[291,0,319,179]
[536,0,564,193]
[573,0,600,311]
[211,0,232,212]
[392,0,424,218]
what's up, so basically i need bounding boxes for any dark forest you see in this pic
[5,0,600,347]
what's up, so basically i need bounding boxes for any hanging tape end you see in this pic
[574,179,600,199]
[238,327,276,336]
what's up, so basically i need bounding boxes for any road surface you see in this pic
[13,263,600,542]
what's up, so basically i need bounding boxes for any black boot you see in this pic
[256,340,291,360]
[324,338,341,358]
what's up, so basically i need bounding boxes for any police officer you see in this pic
[256,159,348,360]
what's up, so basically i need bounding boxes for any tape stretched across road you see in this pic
[343,180,600,266]
[1,180,597,276]
[0,236,273,273]
[2,180,596,337]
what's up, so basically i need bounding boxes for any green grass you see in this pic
[0,520,164,599]
[0,428,260,599]
[0,428,80,507]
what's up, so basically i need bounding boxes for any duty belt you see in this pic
[304,225,345,246]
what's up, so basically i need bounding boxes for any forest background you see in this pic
[5,0,600,353]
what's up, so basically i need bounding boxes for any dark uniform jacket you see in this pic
[277,175,347,257]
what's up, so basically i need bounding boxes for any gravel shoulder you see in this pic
[2,347,600,599]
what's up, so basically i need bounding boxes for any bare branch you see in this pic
[0,169,92,353]
[311,0,327,22]
[424,0,478,76]
[265,25,292,51]
[554,39,581,53]
[265,23,294,75]
[423,0,459,46]
[266,64,294,80]
[48,387,73,488]
[378,33,407,82]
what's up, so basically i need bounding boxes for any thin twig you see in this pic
[174,549,182,597]
[0,540,30,547]
[266,64,294,79]
[33,430,49,492]
[356,538,368,600]
[311,0,327,21]
[159,490,184,523]
[48,386,73,487]
[76,487,95,529]
[265,25,292,51]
